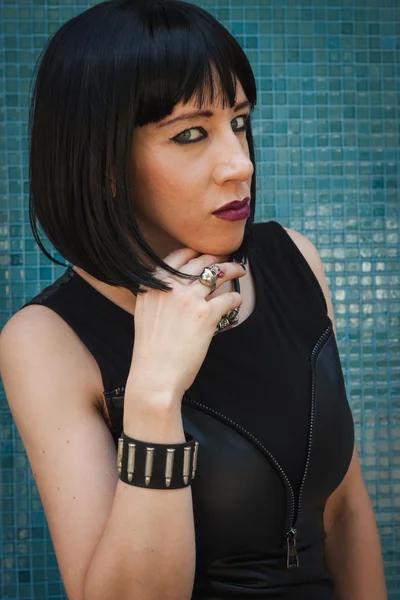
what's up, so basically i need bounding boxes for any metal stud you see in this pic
[127,443,136,482]
[117,437,123,476]
[144,447,155,486]
[192,441,199,479]
[183,446,191,485]
[165,448,175,488]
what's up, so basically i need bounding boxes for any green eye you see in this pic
[172,113,250,146]
[174,129,203,144]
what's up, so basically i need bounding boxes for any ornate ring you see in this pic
[198,264,222,294]
[214,307,241,336]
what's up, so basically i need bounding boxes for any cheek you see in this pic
[136,153,202,220]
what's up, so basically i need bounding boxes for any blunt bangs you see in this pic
[29,0,258,295]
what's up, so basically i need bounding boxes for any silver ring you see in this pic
[198,264,222,294]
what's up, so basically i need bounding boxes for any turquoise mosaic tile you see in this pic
[1,0,399,598]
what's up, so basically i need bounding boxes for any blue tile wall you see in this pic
[1,0,399,598]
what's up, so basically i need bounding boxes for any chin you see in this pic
[195,236,244,259]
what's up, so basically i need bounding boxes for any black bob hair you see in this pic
[29,0,258,295]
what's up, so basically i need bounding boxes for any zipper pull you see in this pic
[286,528,299,569]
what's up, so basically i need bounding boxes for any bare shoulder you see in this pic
[281,225,325,277]
[0,303,104,412]
[282,226,336,333]
[282,226,320,262]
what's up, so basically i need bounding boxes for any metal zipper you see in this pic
[104,386,126,399]
[285,321,333,568]
[183,320,333,570]
[103,387,127,443]
[292,324,334,532]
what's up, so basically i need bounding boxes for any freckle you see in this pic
[58,428,60,431]
[57,487,60,491]
[66,440,70,444]
[73,496,76,500]
[42,450,45,453]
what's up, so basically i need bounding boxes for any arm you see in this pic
[0,306,195,600]
[283,227,387,600]
[323,446,387,600]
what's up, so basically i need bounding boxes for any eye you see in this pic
[171,113,251,145]
[231,114,250,131]
[173,128,204,145]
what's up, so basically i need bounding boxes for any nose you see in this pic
[213,134,254,186]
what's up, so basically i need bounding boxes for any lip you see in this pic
[212,197,250,214]
[212,202,251,222]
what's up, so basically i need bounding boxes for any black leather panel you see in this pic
[182,405,288,560]
[103,329,354,598]
[181,405,334,598]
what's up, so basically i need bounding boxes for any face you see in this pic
[130,77,254,261]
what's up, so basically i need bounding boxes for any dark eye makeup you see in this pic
[171,113,251,146]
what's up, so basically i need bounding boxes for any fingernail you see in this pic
[240,263,247,272]
[217,270,225,278]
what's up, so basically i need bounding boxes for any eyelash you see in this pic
[171,113,251,146]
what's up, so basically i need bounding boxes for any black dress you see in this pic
[20,220,355,599]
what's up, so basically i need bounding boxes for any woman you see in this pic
[0,1,386,599]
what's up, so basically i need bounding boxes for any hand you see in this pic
[126,247,245,404]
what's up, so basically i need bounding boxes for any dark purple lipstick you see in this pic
[212,197,250,222]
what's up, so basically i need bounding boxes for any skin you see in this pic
[129,83,253,261]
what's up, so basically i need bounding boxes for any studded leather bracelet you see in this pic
[117,432,199,489]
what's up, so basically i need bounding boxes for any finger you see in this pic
[193,261,246,297]
[178,254,224,276]
[162,247,201,270]
[166,253,227,285]
[208,290,243,322]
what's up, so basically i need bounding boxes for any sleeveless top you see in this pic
[20,220,355,599]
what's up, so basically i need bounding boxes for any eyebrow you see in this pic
[155,100,252,129]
